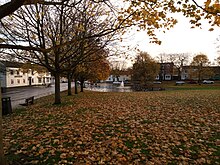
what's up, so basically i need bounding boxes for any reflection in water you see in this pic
[85,83,133,92]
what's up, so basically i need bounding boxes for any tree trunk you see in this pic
[178,68,181,80]
[67,73,72,96]
[198,70,201,84]
[74,80,78,94]
[54,73,61,104]
[80,80,84,92]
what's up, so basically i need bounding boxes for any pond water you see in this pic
[85,83,133,92]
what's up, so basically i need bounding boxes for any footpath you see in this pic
[2,83,74,109]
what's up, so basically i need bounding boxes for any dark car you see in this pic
[188,80,197,84]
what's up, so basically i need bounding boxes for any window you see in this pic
[10,70,13,75]
[11,79,14,84]
[17,70,19,75]
[23,79,25,83]
[38,78,42,83]
[32,79,34,83]
[46,77,50,82]
[17,79,20,84]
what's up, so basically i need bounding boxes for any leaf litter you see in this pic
[3,90,220,164]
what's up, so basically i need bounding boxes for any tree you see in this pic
[0,0,79,19]
[21,62,47,73]
[0,0,122,104]
[216,35,220,66]
[110,60,128,82]
[68,45,110,95]
[191,54,213,83]
[216,55,220,65]
[0,0,219,163]
[132,52,159,85]
[119,0,220,44]
[76,58,110,92]
[167,53,189,80]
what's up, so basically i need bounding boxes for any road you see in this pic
[2,82,75,109]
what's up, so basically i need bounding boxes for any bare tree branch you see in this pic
[0,44,46,52]
[0,0,70,19]
[192,0,220,16]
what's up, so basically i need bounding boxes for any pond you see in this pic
[85,83,133,92]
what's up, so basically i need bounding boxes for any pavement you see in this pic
[2,82,75,109]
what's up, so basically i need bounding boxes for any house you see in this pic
[181,66,220,80]
[0,61,7,91]
[106,70,131,83]
[156,63,174,81]
[0,61,51,90]
[156,63,220,81]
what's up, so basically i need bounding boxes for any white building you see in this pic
[1,61,51,88]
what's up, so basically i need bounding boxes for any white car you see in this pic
[203,80,214,84]
[175,81,185,85]
[113,81,121,85]
[153,81,162,84]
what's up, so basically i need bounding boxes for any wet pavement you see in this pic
[2,82,133,110]
[2,82,75,109]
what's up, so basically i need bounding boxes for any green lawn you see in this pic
[154,81,220,90]
[3,89,220,164]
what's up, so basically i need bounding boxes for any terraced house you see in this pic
[0,61,51,91]
[181,66,220,81]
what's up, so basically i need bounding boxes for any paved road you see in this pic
[2,82,75,109]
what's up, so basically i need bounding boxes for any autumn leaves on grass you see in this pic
[3,90,220,164]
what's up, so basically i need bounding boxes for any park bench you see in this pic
[46,83,51,87]
[20,96,34,106]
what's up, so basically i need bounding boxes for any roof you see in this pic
[0,61,23,68]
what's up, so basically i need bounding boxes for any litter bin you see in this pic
[2,97,12,115]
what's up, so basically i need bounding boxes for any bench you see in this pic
[20,96,34,106]
[46,83,51,87]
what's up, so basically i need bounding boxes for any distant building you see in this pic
[181,66,220,80]
[156,63,174,81]
[0,61,6,91]
[105,64,220,83]
[0,61,51,90]
[156,63,220,81]
[106,75,131,82]
[106,70,131,83]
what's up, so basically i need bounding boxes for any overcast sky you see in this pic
[1,0,219,65]
[120,14,219,65]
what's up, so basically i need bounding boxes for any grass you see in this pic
[2,89,220,164]
[153,80,220,90]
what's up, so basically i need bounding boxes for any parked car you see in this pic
[202,80,214,84]
[175,81,185,85]
[113,81,121,85]
[188,80,197,84]
[153,81,162,84]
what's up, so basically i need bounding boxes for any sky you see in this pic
[119,14,219,66]
[1,0,219,65]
